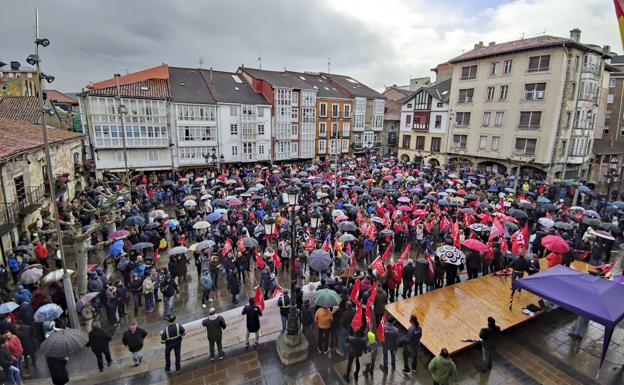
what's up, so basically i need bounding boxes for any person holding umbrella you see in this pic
[86,322,112,372]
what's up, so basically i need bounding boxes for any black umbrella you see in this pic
[380,229,395,237]
[130,242,154,251]
[352,186,364,193]
[599,222,622,234]
[212,199,227,207]
[371,187,384,194]
[39,328,88,358]
[465,194,479,200]
[162,180,174,186]
[124,216,145,227]
[338,221,357,232]
[242,237,259,248]
[144,222,160,230]
[554,222,574,230]
[508,209,528,219]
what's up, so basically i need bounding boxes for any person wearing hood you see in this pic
[201,307,226,361]
[86,322,112,372]
[12,286,31,305]
[199,269,213,308]
[380,316,399,373]
[7,254,20,284]
[15,320,36,369]
[428,348,457,385]
[87,272,104,313]
[401,260,415,298]
[17,302,34,326]
[34,241,49,268]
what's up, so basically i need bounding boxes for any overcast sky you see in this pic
[1,0,620,92]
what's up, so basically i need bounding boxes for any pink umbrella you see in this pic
[398,197,410,203]
[383,175,393,181]
[108,230,129,240]
[397,205,412,212]
[541,235,570,253]
[228,198,243,207]
[462,239,489,252]
[456,189,467,195]
[413,209,428,216]
[335,215,349,221]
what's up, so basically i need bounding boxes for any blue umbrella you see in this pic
[207,212,222,222]
[165,220,179,229]
[34,303,63,322]
[578,185,591,194]
[537,197,551,204]
[437,198,449,206]
[108,240,124,257]
[308,249,332,271]
[215,208,228,214]
[612,201,624,209]
[0,302,19,314]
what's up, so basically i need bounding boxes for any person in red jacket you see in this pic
[34,241,48,268]
[3,330,23,370]
[545,252,562,268]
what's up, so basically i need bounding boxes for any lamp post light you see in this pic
[276,186,309,364]
[310,208,322,230]
[219,153,225,171]
[607,157,619,195]
[263,216,276,240]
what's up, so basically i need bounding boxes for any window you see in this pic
[608,94,615,104]
[503,60,512,74]
[407,103,413,109]
[258,107,264,117]
[461,65,478,80]
[257,124,265,135]
[291,107,299,121]
[495,112,504,126]
[415,136,425,150]
[560,140,567,156]
[14,175,25,204]
[499,85,508,100]
[491,136,500,151]
[343,104,351,118]
[291,125,298,136]
[482,112,491,127]
[405,115,412,127]
[610,78,617,88]
[402,135,411,149]
[342,122,350,137]
[301,107,315,123]
[319,103,327,117]
[452,134,467,149]
[434,115,442,128]
[147,150,159,161]
[388,132,397,145]
[331,123,338,137]
[519,111,542,129]
[319,122,327,136]
[178,126,216,142]
[258,144,265,155]
[331,104,339,118]
[230,124,238,135]
[486,86,495,101]
[437,102,444,107]
[430,137,441,152]
[232,146,238,156]
[318,140,326,153]
[291,92,299,106]
[230,105,239,117]
[455,112,471,127]
[458,88,474,103]
[291,142,298,155]
[524,83,546,100]
[490,62,499,76]
[515,138,537,154]
[528,55,550,72]
[342,139,349,152]
[479,135,487,150]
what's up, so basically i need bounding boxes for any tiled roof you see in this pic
[424,78,452,103]
[384,99,401,121]
[0,117,83,159]
[241,68,313,89]
[285,71,350,99]
[593,139,624,155]
[321,73,385,99]
[0,96,40,124]
[90,64,169,89]
[87,79,170,99]
[449,35,606,63]
[203,70,270,105]
[46,90,78,105]
[168,67,216,104]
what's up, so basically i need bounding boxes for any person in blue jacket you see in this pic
[7,254,20,283]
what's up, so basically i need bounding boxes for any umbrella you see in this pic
[437,199,449,206]
[413,209,428,216]
[242,237,259,248]
[108,240,124,257]
[169,246,189,255]
[183,200,197,207]
[504,221,519,232]
[398,197,410,203]
[508,209,528,219]
[612,201,624,209]
[592,229,616,241]
[583,217,601,227]
[314,289,341,308]
[584,210,600,218]
[352,186,364,193]
[538,218,555,228]
[570,206,585,212]
[201,194,211,201]
[335,215,349,221]
[195,240,216,251]
[339,233,357,242]
[193,221,211,230]
[461,208,476,215]
[108,230,130,240]
[380,229,395,237]
[477,202,492,209]
[228,198,243,207]
[469,223,490,232]
[554,221,574,230]
[124,216,145,227]
[462,239,489,252]
[130,242,153,251]
[42,269,74,284]
[435,245,465,266]
[207,212,222,222]
[371,187,384,194]
[599,222,622,234]
[76,292,99,312]
[38,328,88,358]
[0,302,19,314]
[536,197,551,204]
[212,199,227,207]
[149,209,166,218]
[517,201,533,210]
[144,222,160,230]
[332,210,345,217]
[34,303,63,322]
[164,219,179,228]
[183,195,197,201]
[541,235,570,253]
[371,216,384,224]
[20,267,43,284]
[308,249,332,271]
[397,205,412,212]
[465,194,479,200]
[338,221,357,232]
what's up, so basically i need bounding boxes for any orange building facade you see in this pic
[315,97,352,160]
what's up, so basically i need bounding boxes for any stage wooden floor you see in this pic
[386,260,590,356]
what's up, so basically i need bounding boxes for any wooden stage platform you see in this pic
[386,260,590,356]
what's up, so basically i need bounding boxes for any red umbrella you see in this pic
[383,175,393,181]
[413,209,428,216]
[455,189,467,195]
[397,205,412,212]
[541,235,570,253]
[462,239,489,252]
[335,215,349,221]
[108,230,129,240]
[228,198,243,207]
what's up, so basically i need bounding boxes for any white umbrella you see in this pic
[169,246,189,255]
[193,221,210,230]
[183,200,197,207]
[538,218,555,228]
[42,269,74,284]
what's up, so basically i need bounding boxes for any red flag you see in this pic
[349,277,361,305]
[321,235,331,251]
[221,239,233,256]
[613,0,624,49]
[367,282,378,308]
[305,236,316,251]
[381,243,392,260]
[365,282,378,329]
[453,220,461,248]
[500,237,509,253]
[425,254,434,276]
[271,284,284,299]
[393,260,404,281]
[399,244,410,261]
[383,214,391,228]
[511,224,529,256]
[489,218,504,242]
[255,252,266,269]
[423,220,434,233]
[237,237,246,253]
[254,286,265,311]
[356,209,363,225]
[439,216,449,232]
[376,313,387,343]
[153,246,160,266]
[365,305,374,329]
[273,248,281,270]
[371,256,386,276]
[350,253,356,269]
[351,301,363,331]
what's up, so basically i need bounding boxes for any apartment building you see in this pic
[446,30,612,180]
[398,79,451,167]
[321,73,385,156]
[0,61,38,97]
[239,68,317,161]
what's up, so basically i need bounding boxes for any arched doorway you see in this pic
[477,161,508,175]
[521,165,546,179]
[428,158,440,167]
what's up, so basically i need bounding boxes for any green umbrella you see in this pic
[314,289,341,308]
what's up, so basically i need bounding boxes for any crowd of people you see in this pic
[0,156,622,384]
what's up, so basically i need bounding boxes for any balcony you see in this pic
[242,131,256,142]
[0,202,19,235]
[17,186,45,215]
[242,153,255,161]
[412,123,429,131]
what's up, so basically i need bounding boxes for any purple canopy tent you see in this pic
[510,265,624,372]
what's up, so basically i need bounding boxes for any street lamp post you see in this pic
[276,186,309,364]
[606,157,619,196]
[219,153,225,171]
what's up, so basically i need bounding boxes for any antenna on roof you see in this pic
[125,69,129,75]
[199,58,205,69]
[209,67,213,83]
[327,57,331,73]
[258,51,262,69]
[521,33,525,39]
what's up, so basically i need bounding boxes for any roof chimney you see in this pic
[209,67,213,83]
[10,61,20,70]
[570,28,581,43]
[603,45,611,54]
[488,41,496,46]
[474,41,485,49]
